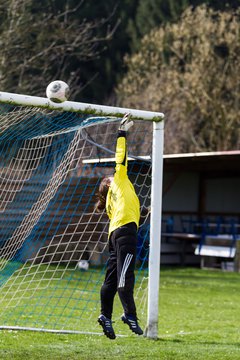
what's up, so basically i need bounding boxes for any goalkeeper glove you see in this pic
[119,113,134,131]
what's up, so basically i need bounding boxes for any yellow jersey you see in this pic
[106,131,140,236]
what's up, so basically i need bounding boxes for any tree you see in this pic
[117,5,240,153]
[0,0,116,100]
[128,0,240,51]
[73,0,139,103]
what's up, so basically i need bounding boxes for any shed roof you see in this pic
[83,151,240,175]
[163,150,240,174]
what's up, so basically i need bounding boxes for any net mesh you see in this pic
[0,103,152,333]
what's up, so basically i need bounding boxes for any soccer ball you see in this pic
[77,260,89,271]
[46,80,70,103]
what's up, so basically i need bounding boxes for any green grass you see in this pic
[0,267,240,359]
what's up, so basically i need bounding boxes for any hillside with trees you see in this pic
[117,5,240,153]
[0,0,239,152]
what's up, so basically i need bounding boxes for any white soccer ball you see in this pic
[77,260,89,271]
[46,80,70,103]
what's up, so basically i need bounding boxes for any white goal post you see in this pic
[0,91,163,121]
[0,91,164,339]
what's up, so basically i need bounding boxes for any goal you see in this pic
[0,91,164,338]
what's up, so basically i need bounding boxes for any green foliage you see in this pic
[126,0,240,51]
[133,0,192,45]
[0,268,240,359]
[0,0,239,104]
[0,0,116,101]
[117,5,240,153]
[73,0,140,103]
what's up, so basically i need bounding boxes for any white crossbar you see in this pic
[0,91,164,121]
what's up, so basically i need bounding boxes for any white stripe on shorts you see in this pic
[118,253,133,288]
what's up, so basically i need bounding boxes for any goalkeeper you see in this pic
[95,114,143,340]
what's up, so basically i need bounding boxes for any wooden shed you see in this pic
[161,151,240,269]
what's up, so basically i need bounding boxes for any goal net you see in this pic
[0,93,164,337]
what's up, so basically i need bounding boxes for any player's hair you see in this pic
[95,177,112,212]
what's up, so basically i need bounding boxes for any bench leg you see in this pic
[234,241,240,272]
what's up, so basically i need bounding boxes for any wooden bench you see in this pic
[161,232,201,265]
[194,234,239,269]
[195,245,236,258]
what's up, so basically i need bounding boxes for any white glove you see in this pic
[119,113,134,131]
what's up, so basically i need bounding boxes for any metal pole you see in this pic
[145,120,164,339]
[0,91,164,121]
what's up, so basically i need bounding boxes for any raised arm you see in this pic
[115,114,134,175]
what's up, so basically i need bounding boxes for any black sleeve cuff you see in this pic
[117,130,126,138]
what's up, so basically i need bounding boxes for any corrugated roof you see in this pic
[82,150,240,175]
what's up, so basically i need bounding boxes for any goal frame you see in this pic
[0,91,164,339]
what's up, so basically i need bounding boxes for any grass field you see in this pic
[0,267,239,359]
